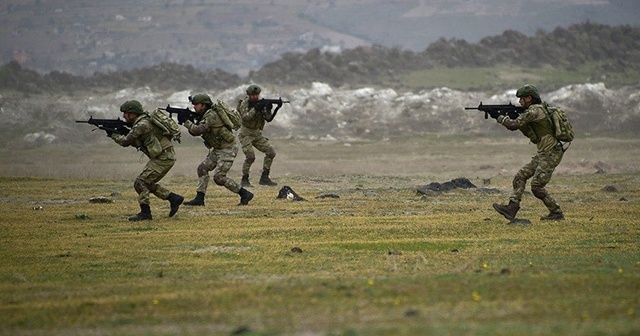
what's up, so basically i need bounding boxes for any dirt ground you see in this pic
[0,135,638,186]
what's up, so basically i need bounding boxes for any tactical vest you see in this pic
[199,109,235,149]
[134,114,172,159]
[240,98,266,130]
[519,104,554,144]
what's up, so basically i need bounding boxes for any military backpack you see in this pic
[150,108,182,143]
[213,100,242,131]
[543,103,575,143]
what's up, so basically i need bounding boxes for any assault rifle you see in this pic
[255,98,290,122]
[465,102,525,120]
[159,105,198,124]
[76,116,130,135]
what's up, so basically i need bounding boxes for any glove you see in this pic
[487,109,501,119]
[177,112,189,125]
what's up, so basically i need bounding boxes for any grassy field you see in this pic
[1,135,639,335]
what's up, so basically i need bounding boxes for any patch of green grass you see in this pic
[0,138,639,335]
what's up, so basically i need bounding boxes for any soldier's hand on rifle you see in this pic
[487,110,501,119]
[177,112,189,125]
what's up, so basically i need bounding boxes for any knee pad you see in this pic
[531,185,547,199]
[133,178,146,194]
[265,148,276,159]
[213,174,226,186]
[197,163,209,177]
[245,153,256,164]
[512,174,527,190]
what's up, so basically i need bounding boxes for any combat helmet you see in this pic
[120,100,144,114]
[246,84,261,95]
[189,93,213,105]
[516,84,540,99]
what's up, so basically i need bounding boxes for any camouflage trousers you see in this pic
[238,128,276,175]
[195,144,241,194]
[134,149,175,205]
[510,145,564,212]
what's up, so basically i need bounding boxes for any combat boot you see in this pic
[241,174,253,187]
[238,188,254,205]
[540,210,564,221]
[259,169,277,186]
[129,204,152,221]
[167,192,184,217]
[183,191,205,206]
[492,200,520,220]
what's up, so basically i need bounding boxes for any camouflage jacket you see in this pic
[111,113,172,159]
[183,107,235,149]
[497,103,557,152]
[237,97,274,131]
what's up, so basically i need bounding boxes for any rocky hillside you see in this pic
[1,23,638,148]
[2,81,639,149]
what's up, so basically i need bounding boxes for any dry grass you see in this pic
[1,135,639,335]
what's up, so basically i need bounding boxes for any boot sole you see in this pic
[169,196,184,217]
[239,193,254,205]
[493,204,515,220]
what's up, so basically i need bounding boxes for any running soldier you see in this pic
[180,93,253,206]
[110,100,184,221]
[491,84,565,221]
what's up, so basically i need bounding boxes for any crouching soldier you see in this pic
[237,84,278,187]
[110,100,184,221]
[179,93,254,206]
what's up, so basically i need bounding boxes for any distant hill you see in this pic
[1,0,639,76]
[2,22,638,93]
[252,22,640,90]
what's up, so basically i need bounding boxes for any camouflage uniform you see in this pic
[497,103,564,215]
[237,96,277,186]
[112,114,176,204]
[110,102,183,222]
[184,108,241,194]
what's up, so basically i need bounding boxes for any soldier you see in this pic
[110,100,184,221]
[237,84,278,187]
[180,93,253,206]
[491,84,565,221]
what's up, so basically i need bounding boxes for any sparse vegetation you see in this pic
[0,137,639,335]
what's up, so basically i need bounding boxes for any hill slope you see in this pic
[1,0,638,76]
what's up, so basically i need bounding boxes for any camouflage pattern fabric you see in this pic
[183,108,235,150]
[134,149,175,205]
[183,107,241,195]
[509,145,563,212]
[237,97,276,175]
[195,145,241,194]
[499,102,565,213]
[238,128,276,175]
[111,114,176,205]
